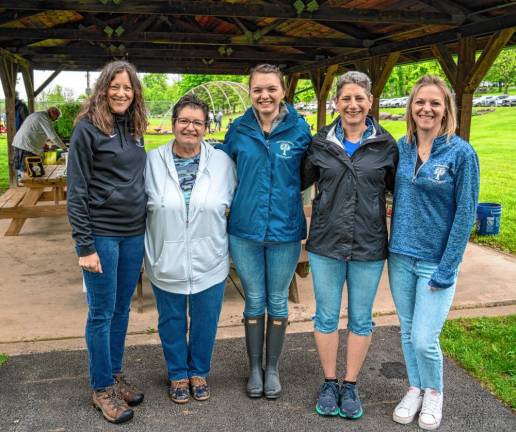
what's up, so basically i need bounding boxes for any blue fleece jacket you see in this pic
[222,103,311,242]
[389,134,480,288]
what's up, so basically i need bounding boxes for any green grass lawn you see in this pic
[1,107,515,252]
[441,315,516,409]
[0,353,7,366]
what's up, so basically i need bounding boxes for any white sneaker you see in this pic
[418,388,443,430]
[392,387,423,424]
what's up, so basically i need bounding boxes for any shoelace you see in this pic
[103,387,126,410]
[342,385,357,401]
[320,382,338,400]
[421,393,440,414]
[398,391,421,410]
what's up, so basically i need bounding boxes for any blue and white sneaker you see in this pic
[339,383,363,419]
[315,381,340,416]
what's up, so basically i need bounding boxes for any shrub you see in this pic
[54,102,82,141]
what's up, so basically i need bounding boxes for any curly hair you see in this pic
[75,61,147,138]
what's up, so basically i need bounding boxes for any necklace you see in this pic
[417,145,432,160]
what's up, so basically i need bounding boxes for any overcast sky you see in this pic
[0,70,178,100]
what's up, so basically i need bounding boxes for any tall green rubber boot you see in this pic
[244,315,265,398]
[264,316,288,399]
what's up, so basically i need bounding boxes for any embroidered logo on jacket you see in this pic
[278,141,293,158]
[431,165,449,183]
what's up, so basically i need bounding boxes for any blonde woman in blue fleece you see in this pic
[388,75,479,430]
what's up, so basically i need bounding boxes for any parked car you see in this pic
[501,96,516,106]
[493,95,510,106]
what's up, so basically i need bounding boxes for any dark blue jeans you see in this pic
[152,281,226,381]
[83,234,144,390]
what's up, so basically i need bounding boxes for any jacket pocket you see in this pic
[153,240,188,282]
[190,236,226,275]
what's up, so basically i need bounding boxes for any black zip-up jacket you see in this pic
[67,115,147,256]
[301,116,398,261]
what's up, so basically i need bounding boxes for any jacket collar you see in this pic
[408,133,453,151]
[238,103,299,137]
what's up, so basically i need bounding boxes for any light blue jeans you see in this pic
[229,235,301,318]
[308,252,385,335]
[388,252,457,393]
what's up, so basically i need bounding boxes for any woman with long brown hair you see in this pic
[67,60,148,424]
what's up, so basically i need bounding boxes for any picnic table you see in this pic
[0,165,67,236]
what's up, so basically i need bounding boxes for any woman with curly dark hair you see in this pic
[67,60,148,424]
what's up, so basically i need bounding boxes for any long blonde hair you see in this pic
[75,61,147,138]
[406,75,456,144]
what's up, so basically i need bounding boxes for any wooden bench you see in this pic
[0,165,67,236]
[0,187,27,215]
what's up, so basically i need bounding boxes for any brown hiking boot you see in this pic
[114,373,144,406]
[92,386,134,424]
[169,378,190,404]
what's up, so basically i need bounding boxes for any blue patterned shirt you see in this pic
[173,152,200,212]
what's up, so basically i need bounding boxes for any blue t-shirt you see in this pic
[343,138,360,157]
[335,118,375,157]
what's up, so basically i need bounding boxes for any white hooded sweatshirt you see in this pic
[144,141,236,294]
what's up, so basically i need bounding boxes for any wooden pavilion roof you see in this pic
[1,0,516,76]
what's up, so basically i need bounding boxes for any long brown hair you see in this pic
[75,61,147,138]
[406,75,457,144]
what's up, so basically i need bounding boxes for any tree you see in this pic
[485,48,516,94]
[40,84,74,104]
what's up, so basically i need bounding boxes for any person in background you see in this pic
[67,60,148,424]
[145,94,236,404]
[12,107,66,175]
[216,110,223,132]
[302,71,398,419]
[388,75,479,430]
[15,93,29,132]
[208,111,215,133]
[222,63,311,400]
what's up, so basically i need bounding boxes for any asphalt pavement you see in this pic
[1,326,514,432]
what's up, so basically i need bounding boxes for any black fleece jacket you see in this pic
[67,115,147,256]
[301,116,398,261]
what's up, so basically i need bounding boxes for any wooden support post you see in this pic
[285,72,300,104]
[455,37,476,140]
[21,65,35,113]
[0,55,18,187]
[369,52,400,119]
[431,44,457,87]
[452,29,514,140]
[310,64,338,131]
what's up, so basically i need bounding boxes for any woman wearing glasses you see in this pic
[144,94,236,403]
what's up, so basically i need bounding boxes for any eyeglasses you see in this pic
[175,118,207,129]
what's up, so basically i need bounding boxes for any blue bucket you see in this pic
[476,203,502,236]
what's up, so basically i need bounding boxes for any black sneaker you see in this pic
[315,381,340,416]
[339,383,363,419]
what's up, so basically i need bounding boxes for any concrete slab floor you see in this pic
[1,216,515,355]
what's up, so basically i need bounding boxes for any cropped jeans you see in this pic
[229,235,301,318]
[152,281,225,381]
[388,252,457,393]
[82,234,144,391]
[308,252,385,335]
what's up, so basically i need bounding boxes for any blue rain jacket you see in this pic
[222,104,311,242]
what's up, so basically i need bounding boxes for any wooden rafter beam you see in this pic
[34,67,63,97]
[416,0,484,23]
[21,46,313,62]
[0,27,365,49]
[285,12,516,74]
[431,43,457,86]
[0,1,464,25]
